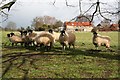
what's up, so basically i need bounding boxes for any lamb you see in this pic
[91,29,111,50]
[59,30,76,50]
[7,32,24,46]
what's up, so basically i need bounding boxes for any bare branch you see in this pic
[90,2,99,22]
[52,0,56,6]
[100,11,120,15]
[83,3,96,15]
[79,0,82,15]
[65,0,75,7]
[98,5,111,21]
[0,0,16,11]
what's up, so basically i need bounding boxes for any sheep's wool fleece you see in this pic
[9,36,23,42]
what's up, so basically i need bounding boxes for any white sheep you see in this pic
[27,30,48,41]
[34,32,54,51]
[59,30,76,50]
[91,29,111,50]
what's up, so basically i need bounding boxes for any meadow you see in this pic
[1,30,120,79]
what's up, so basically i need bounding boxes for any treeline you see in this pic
[1,15,63,31]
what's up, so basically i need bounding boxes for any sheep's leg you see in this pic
[96,47,98,50]
[106,43,110,50]
[21,43,23,46]
[24,43,27,47]
[46,46,49,51]
[62,43,65,50]
[35,44,40,50]
[15,43,17,46]
[94,44,98,50]
[69,43,71,49]
[49,42,53,49]
[32,41,35,46]
[62,44,65,50]
[72,44,75,49]
[12,43,14,46]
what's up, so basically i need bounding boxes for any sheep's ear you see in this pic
[23,31,28,35]
[48,29,53,34]
[28,30,33,33]
[10,32,15,36]
[60,30,65,36]
[61,30,65,34]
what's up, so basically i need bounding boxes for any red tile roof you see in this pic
[65,22,92,27]
[110,24,118,27]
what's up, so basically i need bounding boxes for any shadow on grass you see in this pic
[1,45,120,78]
[2,46,120,63]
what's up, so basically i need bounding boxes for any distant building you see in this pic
[110,24,119,31]
[64,22,93,32]
[97,23,119,31]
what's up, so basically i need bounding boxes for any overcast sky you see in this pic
[1,0,118,28]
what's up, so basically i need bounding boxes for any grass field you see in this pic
[1,30,120,78]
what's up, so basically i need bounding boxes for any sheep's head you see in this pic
[7,34,11,37]
[28,30,33,34]
[23,31,28,36]
[19,30,28,39]
[93,32,97,35]
[60,30,65,36]
[91,28,98,33]
[48,29,53,34]
[10,32,15,37]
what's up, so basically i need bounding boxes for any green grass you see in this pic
[1,30,120,78]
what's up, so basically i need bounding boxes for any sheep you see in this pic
[27,30,48,41]
[23,30,54,50]
[33,32,54,51]
[59,30,76,50]
[7,32,24,46]
[48,29,61,42]
[20,30,36,46]
[91,29,111,50]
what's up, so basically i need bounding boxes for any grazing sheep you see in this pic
[7,33,24,46]
[91,29,111,50]
[59,30,76,50]
[34,32,54,51]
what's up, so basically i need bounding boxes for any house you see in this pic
[97,23,119,31]
[110,24,119,31]
[64,21,93,31]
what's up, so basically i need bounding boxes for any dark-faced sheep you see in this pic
[19,30,34,46]
[91,29,111,50]
[7,33,24,46]
[59,30,76,50]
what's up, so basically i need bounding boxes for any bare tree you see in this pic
[52,0,119,23]
[0,0,119,25]
[0,0,16,23]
